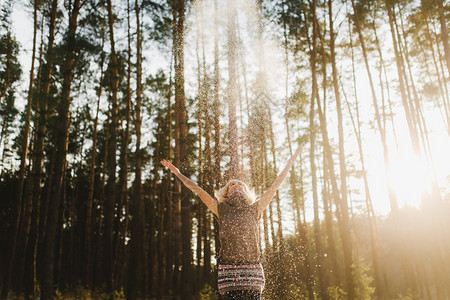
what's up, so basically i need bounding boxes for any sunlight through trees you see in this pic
[0,0,449,299]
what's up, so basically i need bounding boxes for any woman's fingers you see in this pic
[161,160,178,172]
[161,159,181,175]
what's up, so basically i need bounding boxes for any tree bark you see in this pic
[309,1,329,298]
[383,0,420,154]
[10,0,39,296]
[128,0,146,297]
[1,0,56,296]
[84,37,105,288]
[172,0,192,297]
[41,1,81,298]
[351,0,399,213]
[212,0,222,274]
[103,0,119,292]
[346,16,389,298]
[226,0,240,179]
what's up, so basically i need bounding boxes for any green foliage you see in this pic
[198,284,220,300]
[352,258,375,300]
[0,34,22,85]
[328,285,347,300]
[394,289,420,300]
[264,0,310,53]
[114,287,126,300]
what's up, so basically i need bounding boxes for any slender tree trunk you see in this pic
[262,150,270,250]
[267,110,283,250]
[212,1,222,278]
[422,16,450,134]
[311,2,355,296]
[199,3,212,286]
[383,0,420,154]
[153,118,164,299]
[128,0,146,297]
[114,0,133,287]
[226,0,240,179]
[23,20,46,298]
[346,19,389,299]
[11,0,39,296]
[195,12,204,289]
[17,0,57,297]
[308,2,329,298]
[203,103,213,286]
[164,53,174,295]
[41,1,81,298]
[93,114,109,289]
[84,38,105,288]
[371,9,400,147]
[351,0,399,213]
[213,0,222,190]
[322,165,340,286]
[103,0,119,292]
[172,0,192,297]
[328,0,348,241]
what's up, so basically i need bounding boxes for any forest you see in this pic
[0,0,449,299]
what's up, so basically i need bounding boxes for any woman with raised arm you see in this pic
[161,147,301,300]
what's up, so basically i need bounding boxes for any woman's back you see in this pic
[217,192,261,264]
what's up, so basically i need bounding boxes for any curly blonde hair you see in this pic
[215,179,257,204]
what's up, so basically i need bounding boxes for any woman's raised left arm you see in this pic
[257,148,301,214]
[161,159,218,216]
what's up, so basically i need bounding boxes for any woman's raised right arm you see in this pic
[161,159,218,216]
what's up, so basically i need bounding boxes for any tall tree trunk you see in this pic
[395,7,442,202]
[40,1,81,298]
[104,0,119,292]
[321,165,340,286]
[351,0,399,213]
[11,0,40,296]
[328,0,348,242]
[195,12,204,289]
[84,38,105,288]
[226,0,240,179]
[213,0,222,189]
[1,0,55,296]
[164,53,174,295]
[308,2,328,298]
[172,0,192,297]
[422,15,450,134]
[93,114,109,289]
[267,110,283,250]
[212,0,222,274]
[346,17,389,298]
[153,118,164,299]
[128,0,146,298]
[383,0,420,154]
[114,0,131,284]
[202,93,213,286]
[199,3,212,286]
[311,2,355,296]
[371,8,400,147]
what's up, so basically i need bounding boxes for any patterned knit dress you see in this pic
[217,191,265,294]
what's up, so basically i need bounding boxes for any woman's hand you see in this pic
[161,159,180,175]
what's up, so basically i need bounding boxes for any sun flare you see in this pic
[387,151,433,208]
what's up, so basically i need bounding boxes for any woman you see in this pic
[161,148,301,299]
